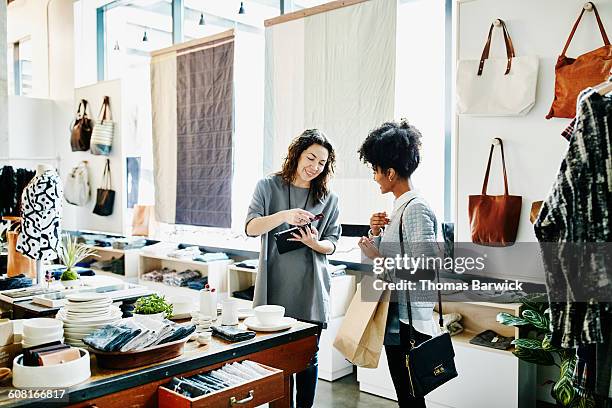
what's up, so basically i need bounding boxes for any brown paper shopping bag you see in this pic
[333,276,390,368]
[131,205,155,236]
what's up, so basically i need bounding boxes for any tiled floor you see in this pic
[315,371,397,408]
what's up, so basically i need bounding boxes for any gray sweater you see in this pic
[245,175,341,323]
[372,190,439,345]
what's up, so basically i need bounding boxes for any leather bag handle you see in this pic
[97,96,112,122]
[481,138,509,196]
[76,99,89,117]
[478,19,516,76]
[102,159,112,190]
[561,3,610,56]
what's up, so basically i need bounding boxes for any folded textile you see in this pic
[187,276,209,291]
[212,325,256,342]
[193,252,230,263]
[433,311,463,336]
[469,330,514,350]
[234,259,258,269]
[83,324,142,352]
[120,318,174,351]
[167,246,202,259]
[157,323,196,345]
[113,237,147,250]
[163,269,201,287]
[447,321,464,336]
[232,286,255,301]
[0,274,32,290]
[142,267,175,282]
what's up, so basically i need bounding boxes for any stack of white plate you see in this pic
[22,318,64,348]
[56,293,122,347]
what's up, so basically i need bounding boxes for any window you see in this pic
[9,38,32,96]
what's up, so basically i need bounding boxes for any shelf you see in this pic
[83,245,126,255]
[137,279,203,303]
[227,265,258,274]
[139,253,232,268]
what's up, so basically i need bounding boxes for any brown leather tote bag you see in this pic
[469,138,522,247]
[546,4,612,119]
[71,99,93,151]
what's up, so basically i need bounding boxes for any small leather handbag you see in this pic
[546,3,612,119]
[398,209,458,397]
[93,159,115,217]
[469,138,522,246]
[70,99,93,152]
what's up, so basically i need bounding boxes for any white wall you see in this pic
[0,0,7,157]
[454,0,612,282]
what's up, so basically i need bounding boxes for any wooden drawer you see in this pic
[158,363,284,408]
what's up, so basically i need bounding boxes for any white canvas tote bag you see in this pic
[64,161,90,206]
[90,96,114,155]
[457,19,539,116]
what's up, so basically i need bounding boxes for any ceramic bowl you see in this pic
[22,318,63,338]
[254,305,285,326]
[12,348,90,388]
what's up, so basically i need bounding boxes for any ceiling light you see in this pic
[113,41,120,51]
[142,30,148,42]
[199,13,205,25]
[238,2,245,14]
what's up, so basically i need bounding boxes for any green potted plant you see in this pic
[58,234,97,288]
[496,294,596,408]
[133,294,173,321]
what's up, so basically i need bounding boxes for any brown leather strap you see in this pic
[478,19,515,76]
[77,99,89,117]
[561,3,610,56]
[98,96,111,121]
[481,138,509,196]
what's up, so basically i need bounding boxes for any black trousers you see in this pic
[385,345,427,408]
[290,323,324,408]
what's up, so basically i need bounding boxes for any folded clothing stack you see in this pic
[90,257,125,275]
[187,276,209,291]
[167,246,202,259]
[433,311,463,336]
[83,317,196,352]
[164,269,202,287]
[165,360,275,398]
[211,325,255,342]
[193,252,229,263]
[142,267,175,282]
[113,237,147,250]
[76,234,109,245]
[0,274,32,290]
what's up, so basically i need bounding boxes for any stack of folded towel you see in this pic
[433,311,464,336]
[83,317,196,352]
[142,268,176,282]
[193,252,230,263]
[167,246,202,259]
[163,269,201,287]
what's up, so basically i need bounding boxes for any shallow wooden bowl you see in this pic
[89,337,189,370]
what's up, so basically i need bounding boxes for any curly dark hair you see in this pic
[276,129,336,203]
[357,119,422,179]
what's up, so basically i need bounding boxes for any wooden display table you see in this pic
[0,322,318,408]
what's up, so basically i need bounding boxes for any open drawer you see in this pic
[158,363,284,408]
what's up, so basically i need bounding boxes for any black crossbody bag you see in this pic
[399,206,458,397]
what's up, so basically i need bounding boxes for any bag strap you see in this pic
[398,198,444,348]
[561,3,610,56]
[102,159,112,190]
[98,96,112,121]
[76,99,89,117]
[478,19,516,76]
[481,138,509,196]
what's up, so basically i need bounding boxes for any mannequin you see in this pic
[35,164,53,177]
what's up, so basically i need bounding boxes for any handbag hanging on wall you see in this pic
[70,99,93,152]
[456,19,539,116]
[398,209,457,397]
[93,159,115,217]
[64,161,90,206]
[90,96,114,156]
[546,3,612,119]
[468,138,522,246]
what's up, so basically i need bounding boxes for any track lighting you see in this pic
[199,13,205,25]
[238,2,245,14]
[142,30,148,42]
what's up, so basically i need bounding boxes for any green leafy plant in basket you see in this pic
[496,294,596,408]
[134,294,173,319]
[58,234,98,282]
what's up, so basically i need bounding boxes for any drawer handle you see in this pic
[230,390,254,405]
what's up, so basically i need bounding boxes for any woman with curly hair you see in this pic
[245,129,341,408]
[358,120,439,408]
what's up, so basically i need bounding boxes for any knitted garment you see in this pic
[534,88,611,348]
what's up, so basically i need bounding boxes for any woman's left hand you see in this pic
[289,225,319,248]
[358,236,382,260]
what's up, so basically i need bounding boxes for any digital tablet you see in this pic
[274,214,324,255]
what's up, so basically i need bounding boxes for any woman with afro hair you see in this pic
[358,120,439,408]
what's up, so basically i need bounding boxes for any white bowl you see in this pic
[12,348,90,388]
[254,305,285,326]
[22,318,63,338]
[168,297,195,316]
[23,331,64,345]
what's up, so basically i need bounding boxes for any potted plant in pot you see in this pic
[58,234,97,288]
[133,294,173,321]
[496,294,596,408]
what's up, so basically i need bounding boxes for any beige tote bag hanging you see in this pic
[333,276,390,368]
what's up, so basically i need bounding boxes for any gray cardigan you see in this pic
[372,190,439,345]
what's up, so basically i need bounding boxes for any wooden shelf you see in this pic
[140,253,232,268]
[227,265,258,274]
[83,245,125,255]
